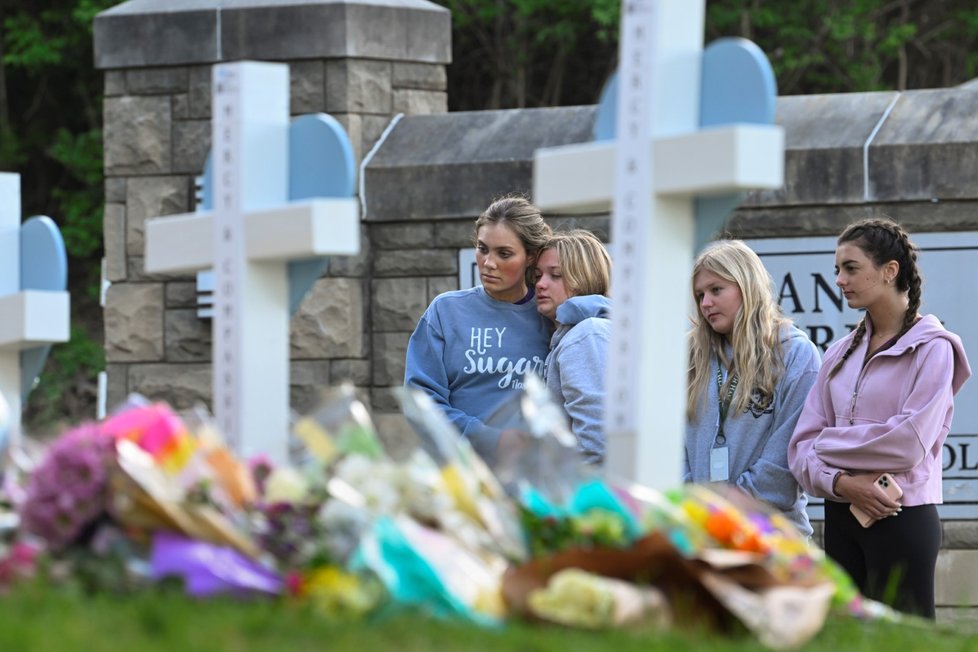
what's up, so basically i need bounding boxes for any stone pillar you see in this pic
[94,0,451,418]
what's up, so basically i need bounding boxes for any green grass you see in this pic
[0,585,975,651]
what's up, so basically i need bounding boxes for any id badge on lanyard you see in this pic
[711,356,737,483]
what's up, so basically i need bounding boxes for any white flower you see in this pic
[264,467,310,504]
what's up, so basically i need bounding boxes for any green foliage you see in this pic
[2,0,118,427]
[434,0,619,109]
[705,0,978,94]
[26,325,105,429]
[49,128,104,258]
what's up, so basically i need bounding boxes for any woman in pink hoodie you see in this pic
[788,217,971,618]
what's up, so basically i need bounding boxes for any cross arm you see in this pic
[245,198,359,261]
[144,198,360,273]
[0,291,70,351]
[532,124,784,212]
[144,212,213,273]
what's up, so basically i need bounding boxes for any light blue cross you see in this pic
[532,1,784,489]
[143,62,359,464]
[0,173,70,453]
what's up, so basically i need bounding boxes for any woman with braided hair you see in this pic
[788,217,971,618]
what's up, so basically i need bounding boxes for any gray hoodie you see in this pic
[545,295,612,465]
[684,325,821,536]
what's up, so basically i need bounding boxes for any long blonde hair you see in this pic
[686,240,790,421]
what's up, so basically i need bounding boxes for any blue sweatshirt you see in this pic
[684,325,821,536]
[404,286,551,461]
[545,295,612,465]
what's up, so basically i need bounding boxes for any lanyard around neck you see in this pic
[715,356,738,445]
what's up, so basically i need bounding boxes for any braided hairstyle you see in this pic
[828,217,922,378]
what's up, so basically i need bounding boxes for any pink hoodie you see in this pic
[788,314,971,506]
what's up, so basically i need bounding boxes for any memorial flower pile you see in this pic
[0,380,900,649]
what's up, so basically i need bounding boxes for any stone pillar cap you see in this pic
[94,0,451,69]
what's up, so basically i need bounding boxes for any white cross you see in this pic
[144,62,359,465]
[532,0,784,489]
[0,173,70,442]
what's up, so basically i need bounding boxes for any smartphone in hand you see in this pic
[850,473,903,528]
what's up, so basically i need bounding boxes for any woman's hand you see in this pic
[835,472,902,520]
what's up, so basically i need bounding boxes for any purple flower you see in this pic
[19,423,116,550]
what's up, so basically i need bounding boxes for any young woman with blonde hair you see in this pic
[533,229,612,464]
[685,240,820,535]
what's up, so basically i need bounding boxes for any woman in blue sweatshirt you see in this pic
[533,230,612,465]
[684,240,820,536]
[404,197,552,462]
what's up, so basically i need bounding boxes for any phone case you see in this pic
[849,473,904,528]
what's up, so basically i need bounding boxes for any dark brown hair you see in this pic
[828,216,922,377]
[473,196,552,286]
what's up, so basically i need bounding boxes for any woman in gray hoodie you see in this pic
[532,230,612,465]
[684,240,821,536]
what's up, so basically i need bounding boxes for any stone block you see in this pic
[104,363,129,413]
[371,332,409,385]
[433,220,477,247]
[363,106,594,221]
[104,176,126,203]
[172,93,189,120]
[393,62,447,91]
[373,248,456,276]
[936,550,978,605]
[427,276,456,302]
[104,282,165,362]
[369,386,402,413]
[291,360,332,415]
[727,205,862,240]
[94,8,219,69]
[126,67,188,94]
[128,363,212,410]
[393,89,446,115]
[188,65,212,119]
[869,142,978,202]
[104,70,126,96]
[332,113,364,166]
[362,114,395,159]
[371,222,434,249]
[328,224,370,276]
[291,277,365,359]
[726,199,978,240]
[943,521,978,549]
[95,1,451,69]
[289,60,325,115]
[935,607,978,632]
[373,412,417,462]
[345,1,452,63]
[326,59,392,114]
[330,359,370,386]
[172,120,211,174]
[165,282,198,308]
[104,96,172,175]
[103,203,127,282]
[164,308,211,362]
[127,256,193,283]
[371,277,428,331]
[126,176,191,256]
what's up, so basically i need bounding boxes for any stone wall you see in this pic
[96,0,450,425]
